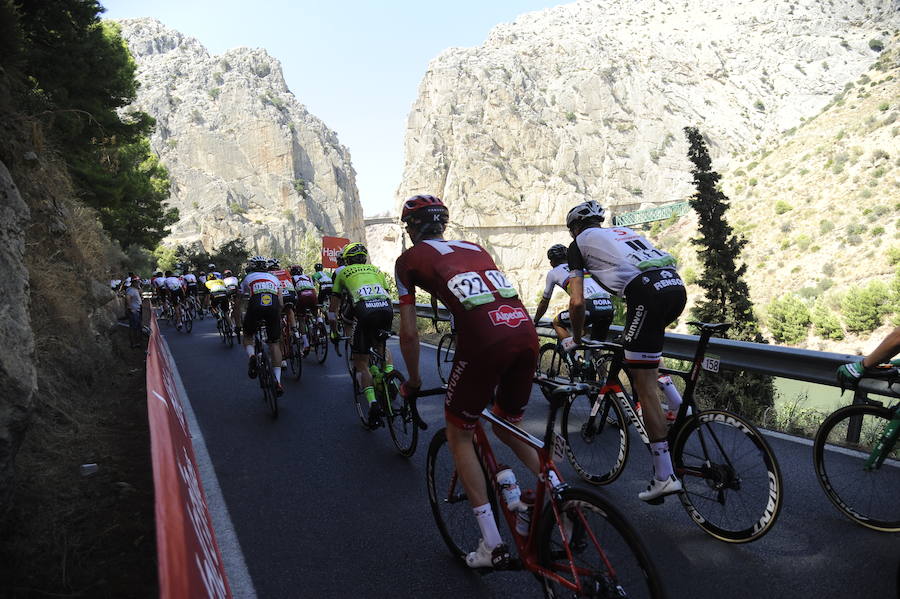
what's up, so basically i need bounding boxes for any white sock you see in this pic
[658,375,682,412]
[273,367,282,383]
[650,441,674,480]
[245,345,254,358]
[302,334,308,346]
[472,503,502,549]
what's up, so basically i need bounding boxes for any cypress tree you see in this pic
[683,126,774,418]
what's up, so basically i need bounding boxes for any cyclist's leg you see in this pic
[551,310,572,341]
[492,341,542,476]
[264,305,283,385]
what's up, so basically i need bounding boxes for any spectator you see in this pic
[125,278,143,348]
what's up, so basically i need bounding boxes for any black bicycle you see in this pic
[253,322,279,418]
[561,322,783,543]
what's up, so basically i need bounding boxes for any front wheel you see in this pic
[313,322,329,363]
[385,371,417,457]
[672,409,782,543]
[350,367,374,430]
[183,310,193,333]
[539,343,571,382]
[436,333,455,385]
[289,335,303,380]
[537,487,664,599]
[561,391,629,485]
[813,403,900,532]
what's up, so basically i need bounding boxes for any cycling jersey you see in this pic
[293,274,315,292]
[395,238,538,429]
[293,274,318,313]
[332,264,390,306]
[222,276,239,293]
[205,278,227,294]
[567,226,676,296]
[183,273,198,285]
[271,269,296,306]
[312,270,333,289]
[240,272,281,343]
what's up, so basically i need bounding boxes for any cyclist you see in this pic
[395,194,540,569]
[291,265,318,353]
[198,270,210,310]
[183,270,199,311]
[206,272,232,330]
[208,263,222,280]
[532,243,613,343]
[151,270,165,302]
[564,200,686,502]
[312,263,333,312]
[268,258,298,340]
[222,269,241,337]
[329,243,394,427]
[837,326,900,386]
[163,269,187,330]
[329,248,354,340]
[241,256,284,396]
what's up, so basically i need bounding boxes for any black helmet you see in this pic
[314,263,323,271]
[547,244,567,262]
[246,256,268,273]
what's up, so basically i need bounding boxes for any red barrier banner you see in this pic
[146,313,232,598]
[322,235,350,268]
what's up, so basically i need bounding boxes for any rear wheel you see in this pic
[385,371,417,457]
[313,322,329,363]
[344,339,353,377]
[259,353,278,419]
[183,309,193,333]
[539,343,571,381]
[436,333,455,385]
[224,320,235,348]
[561,391,629,485]
[537,487,663,599]
[288,335,303,380]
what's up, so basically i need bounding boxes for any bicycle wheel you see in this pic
[425,428,499,561]
[288,335,303,380]
[813,403,900,532]
[350,367,374,429]
[537,487,663,599]
[217,318,225,343]
[561,391,629,485]
[672,409,782,542]
[385,371,417,457]
[539,343,571,382]
[261,356,278,419]
[224,321,235,348]
[183,310,193,333]
[344,339,353,377]
[196,299,205,320]
[313,322,329,363]
[436,333,455,385]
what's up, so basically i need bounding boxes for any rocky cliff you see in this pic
[117,18,365,257]
[395,0,899,303]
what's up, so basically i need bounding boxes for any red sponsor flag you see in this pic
[322,236,350,268]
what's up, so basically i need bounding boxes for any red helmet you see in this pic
[401,194,449,226]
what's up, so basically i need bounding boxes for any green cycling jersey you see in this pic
[332,264,391,304]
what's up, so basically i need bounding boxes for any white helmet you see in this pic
[565,201,606,230]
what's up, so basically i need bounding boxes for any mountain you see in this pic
[393,0,899,314]
[116,18,365,257]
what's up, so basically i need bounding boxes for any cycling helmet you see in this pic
[246,256,268,273]
[154,271,162,277]
[314,263,323,271]
[208,263,216,270]
[342,242,368,264]
[565,200,605,231]
[266,258,280,271]
[290,265,303,275]
[199,271,206,277]
[401,194,449,225]
[223,269,232,276]
[547,244,567,262]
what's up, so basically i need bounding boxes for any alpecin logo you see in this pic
[488,305,529,327]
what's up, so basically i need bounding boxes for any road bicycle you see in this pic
[186,294,204,320]
[175,298,193,333]
[300,310,329,364]
[539,336,611,384]
[349,330,417,456]
[416,378,664,598]
[561,322,783,543]
[252,322,279,419]
[278,312,303,381]
[214,303,235,347]
[436,329,456,385]
[813,365,900,532]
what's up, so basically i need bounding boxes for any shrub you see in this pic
[565,111,576,123]
[842,281,891,332]
[868,39,885,52]
[767,294,811,344]
[754,99,765,111]
[812,302,844,340]
[774,200,792,214]
[872,226,885,237]
[228,201,246,215]
[748,177,758,186]
[880,102,891,111]
[208,87,221,100]
[819,220,835,234]
[887,246,900,266]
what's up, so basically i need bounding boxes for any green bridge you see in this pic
[612,202,691,227]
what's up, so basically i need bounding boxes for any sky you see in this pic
[101,0,562,216]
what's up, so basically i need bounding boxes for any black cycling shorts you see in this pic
[186,284,198,296]
[211,292,229,312]
[556,300,614,341]
[169,288,185,304]
[621,269,686,368]
[317,288,333,305]
[243,293,281,343]
[350,300,393,355]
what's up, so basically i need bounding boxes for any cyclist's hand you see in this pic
[561,336,577,352]
[836,360,864,388]
[400,381,420,399]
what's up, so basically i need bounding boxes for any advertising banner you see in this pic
[322,236,350,268]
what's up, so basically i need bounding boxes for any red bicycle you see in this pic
[279,313,302,381]
[416,378,664,598]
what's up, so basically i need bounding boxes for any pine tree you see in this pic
[683,126,774,418]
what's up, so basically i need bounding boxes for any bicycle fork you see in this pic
[864,410,900,470]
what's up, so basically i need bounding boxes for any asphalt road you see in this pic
[164,318,899,599]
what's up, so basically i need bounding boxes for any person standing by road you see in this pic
[125,278,143,348]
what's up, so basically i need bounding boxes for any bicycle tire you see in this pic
[425,428,499,561]
[344,338,353,377]
[217,318,225,343]
[813,403,900,532]
[350,367,374,430]
[260,354,278,419]
[288,335,303,380]
[313,322,329,363]
[333,333,342,357]
[436,333,455,385]
[224,321,235,348]
[561,391,629,485]
[536,487,664,599]
[539,343,571,382]
[183,311,193,333]
[672,409,782,543]
[385,371,417,457]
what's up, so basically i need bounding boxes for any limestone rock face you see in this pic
[396,0,899,300]
[117,18,365,257]
[0,160,36,511]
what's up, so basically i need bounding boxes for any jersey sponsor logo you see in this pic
[260,293,273,306]
[488,305,529,328]
[653,278,684,291]
[363,299,390,309]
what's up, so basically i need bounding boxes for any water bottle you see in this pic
[496,466,525,511]
[657,375,682,411]
[515,489,536,536]
[635,401,643,423]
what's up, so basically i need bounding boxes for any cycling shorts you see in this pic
[444,333,539,430]
[169,288,185,304]
[211,292,229,312]
[621,269,686,368]
[295,291,318,314]
[186,284,198,296]
[317,288,332,305]
[243,293,281,343]
[282,291,296,308]
[556,300,614,341]
[350,300,393,355]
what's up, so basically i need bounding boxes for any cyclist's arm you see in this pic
[398,303,421,387]
[533,296,550,325]
[863,326,900,367]
[567,277,586,341]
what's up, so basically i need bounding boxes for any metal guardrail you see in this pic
[399,302,899,400]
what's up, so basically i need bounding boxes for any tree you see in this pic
[842,281,891,333]
[767,294,811,345]
[683,126,774,418]
[210,239,251,272]
[811,302,844,340]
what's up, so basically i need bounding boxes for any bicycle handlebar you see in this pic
[401,385,448,431]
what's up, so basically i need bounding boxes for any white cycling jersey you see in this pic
[223,275,239,290]
[183,273,198,285]
[542,264,610,301]
[568,226,676,296]
[293,274,315,291]
[240,272,281,297]
[164,276,184,291]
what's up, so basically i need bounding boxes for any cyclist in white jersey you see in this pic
[533,243,613,342]
[222,269,241,336]
[240,256,284,395]
[163,271,186,330]
[565,200,687,502]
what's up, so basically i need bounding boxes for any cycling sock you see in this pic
[650,441,674,480]
[473,503,503,549]
[245,345,255,358]
[273,367,282,383]
[657,375,682,412]
[384,364,394,373]
[302,334,308,346]
[364,386,376,404]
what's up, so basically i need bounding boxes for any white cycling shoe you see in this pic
[638,474,683,503]
[466,539,510,569]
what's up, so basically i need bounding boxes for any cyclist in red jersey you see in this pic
[396,195,540,569]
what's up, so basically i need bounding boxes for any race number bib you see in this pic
[251,280,278,295]
[357,284,388,300]
[583,277,607,299]
[447,271,494,310]
[484,270,518,299]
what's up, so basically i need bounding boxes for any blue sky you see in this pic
[101,0,560,216]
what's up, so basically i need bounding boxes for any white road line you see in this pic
[160,335,257,599]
